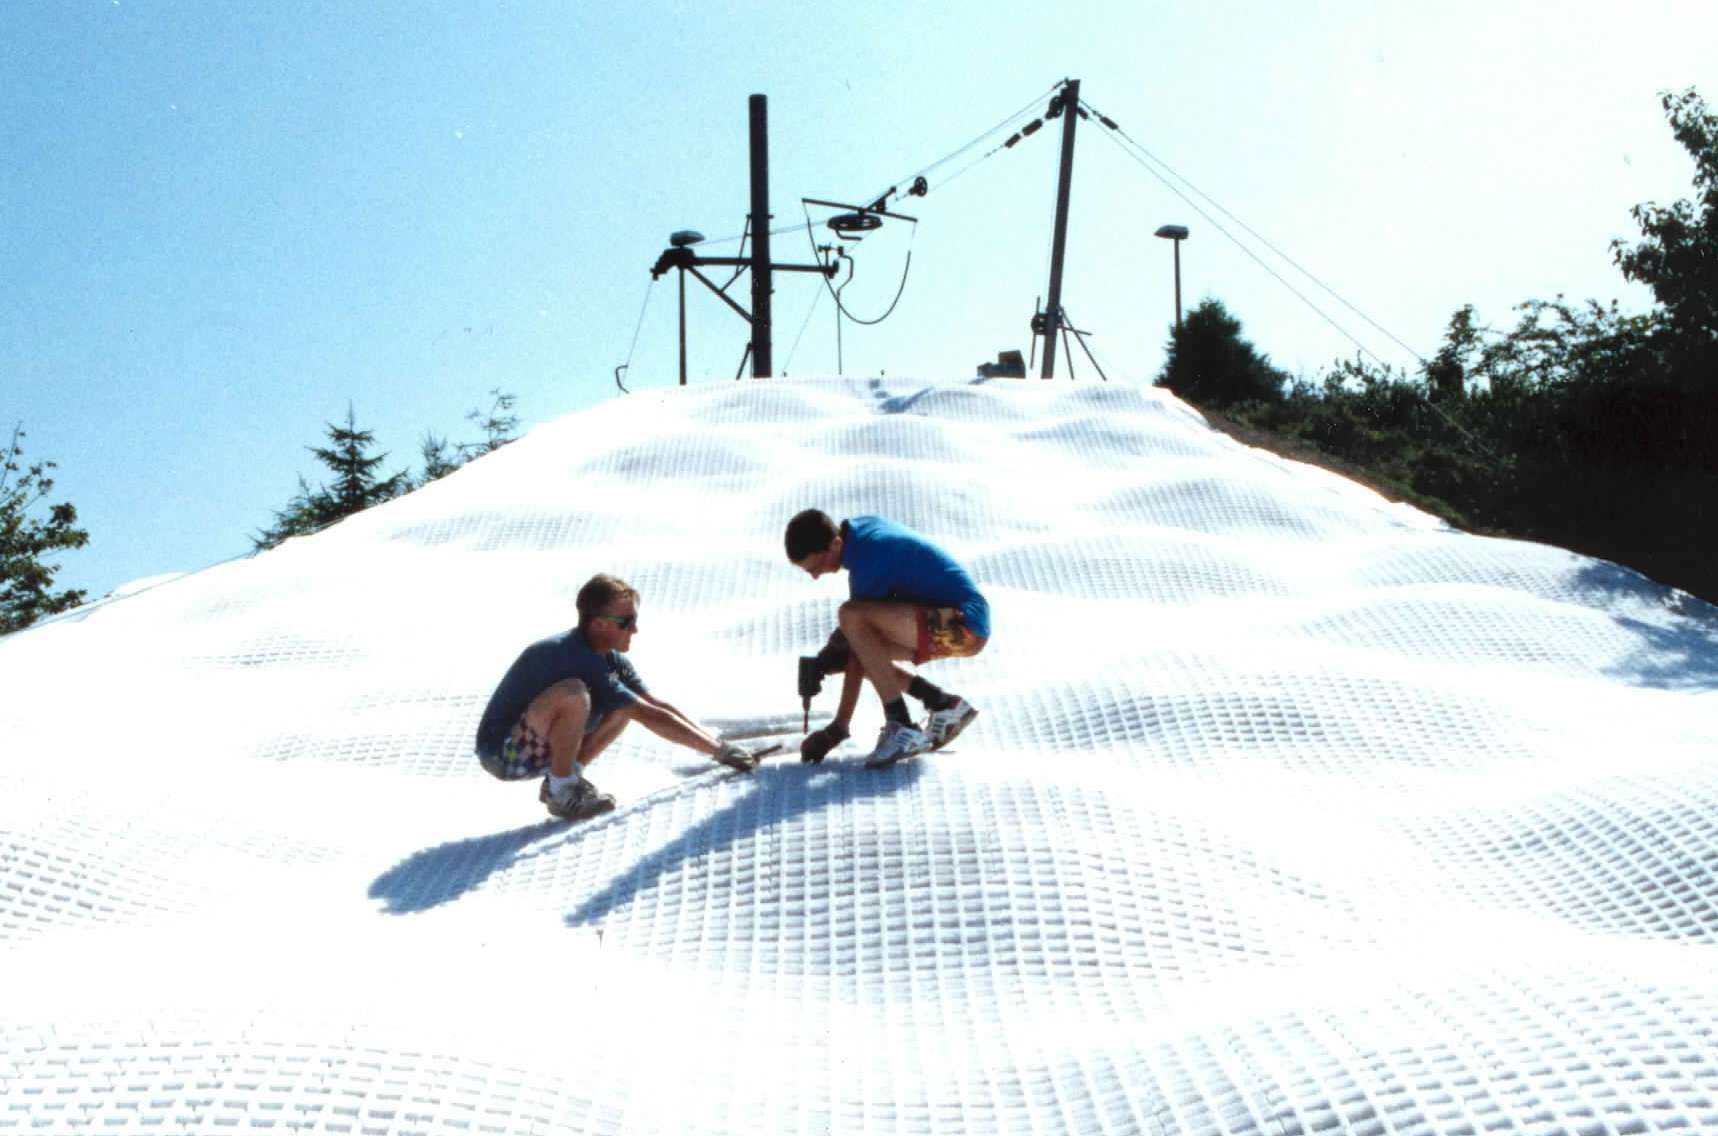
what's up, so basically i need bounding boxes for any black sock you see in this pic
[883,697,914,726]
[907,676,956,711]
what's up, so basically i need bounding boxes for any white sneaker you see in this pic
[540,775,616,822]
[863,721,931,769]
[924,699,977,750]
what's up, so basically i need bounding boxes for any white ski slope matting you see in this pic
[5,377,1718,1135]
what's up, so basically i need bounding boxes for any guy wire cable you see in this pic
[1083,121,1391,367]
[615,278,656,393]
[1059,306,1110,381]
[698,219,807,249]
[692,84,1060,249]
[783,273,827,374]
[719,217,754,291]
[781,83,1056,335]
[930,83,1077,197]
[1082,98,1426,365]
[1082,107,1501,463]
[861,81,1063,210]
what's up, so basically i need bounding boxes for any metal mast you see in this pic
[748,94,772,378]
[648,95,835,384]
[1040,78,1080,379]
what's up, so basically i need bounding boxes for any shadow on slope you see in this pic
[369,819,567,914]
[564,759,925,928]
[1574,562,1718,690]
[368,760,924,919]
[866,377,1011,417]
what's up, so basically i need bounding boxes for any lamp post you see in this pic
[1154,224,1188,333]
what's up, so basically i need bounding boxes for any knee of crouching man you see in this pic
[549,677,590,703]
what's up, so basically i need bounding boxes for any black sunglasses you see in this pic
[595,613,637,631]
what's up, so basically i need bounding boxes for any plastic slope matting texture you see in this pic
[4,377,1718,1135]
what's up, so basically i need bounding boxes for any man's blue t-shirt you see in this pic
[475,628,648,758]
[842,515,991,639]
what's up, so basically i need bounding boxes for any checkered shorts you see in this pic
[481,720,553,781]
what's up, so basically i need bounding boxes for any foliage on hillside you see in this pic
[1160,88,1718,603]
[254,390,520,552]
[1,424,88,633]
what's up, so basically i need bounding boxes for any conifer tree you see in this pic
[418,432,463,485]
[254,407,409,551]
[463,388,520,458]
[313,405,412,515]
[1156,299,1289,408]
[415,389,521,488]
[1,423,88,633]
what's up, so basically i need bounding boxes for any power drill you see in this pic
[797,629,851,732]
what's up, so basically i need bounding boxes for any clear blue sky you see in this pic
[6,0,1716,602]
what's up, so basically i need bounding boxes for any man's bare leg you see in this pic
[828,659,918,728]
[834,656,868,728]
[837,600,919,704]
[577,703,636,767]
[522,679,592,779]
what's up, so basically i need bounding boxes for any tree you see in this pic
[313,404,413,516]
[1425,305,1480,402]
[1611,88,1718,351]
[1,423,89,633]
[463,387,520,458]
[416,388,521,488]
[418,432,463,484]
[254,407,410,551]
[1174,88,1718,602]
[1156,299,1289,408]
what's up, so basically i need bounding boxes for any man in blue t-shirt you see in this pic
[784,510,990,768]
[476,573,767,821]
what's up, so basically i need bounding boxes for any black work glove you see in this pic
[813,629,851,674]
[798,629,853,700]
[800,721,850,764]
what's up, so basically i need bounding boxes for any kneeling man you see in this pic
[476,573,763,821]
[786,510,989,768]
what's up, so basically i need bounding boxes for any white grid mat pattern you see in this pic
[3,377,1716,1134]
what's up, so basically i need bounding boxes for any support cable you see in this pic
[802,204,915,326]
[1061,308,1110,381]
[1082,104,1500,463]
[1081,98,1427,365]
[718,218,753,290]
[931,141,1023,194]
[700,219,807,249]
[1083,121,1389,366]
[692,83,1057,250]
[834,253,850,372]
[859,81,1062,211]
[615,279,656,393]
[783,270,827,374]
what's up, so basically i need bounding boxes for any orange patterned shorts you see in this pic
[913,607,986,665]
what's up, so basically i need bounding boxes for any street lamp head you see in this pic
[828,211,884,237]
[669,230,706,248]
[1154,224,1189,240]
